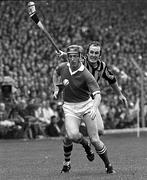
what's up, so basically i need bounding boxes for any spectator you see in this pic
[48,101,59,122]
[11,99,41,139]
[34,100,51,137]
[45,115,62,137]
[0,102,15,138]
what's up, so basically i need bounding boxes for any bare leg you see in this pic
[83,113,115,174]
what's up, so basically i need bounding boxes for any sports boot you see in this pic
[61,161,71,173]
[106,164,116,174]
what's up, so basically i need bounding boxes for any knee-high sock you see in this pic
[96,145,110,167]
[63,139,73,162]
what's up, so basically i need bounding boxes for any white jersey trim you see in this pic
[93,91,101,96]
[67,63,84,75]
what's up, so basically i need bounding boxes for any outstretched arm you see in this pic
[110,81,128,108]
[102,64,128,108]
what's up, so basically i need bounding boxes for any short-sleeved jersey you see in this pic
[83,58,116,84]
[56,62,100,103]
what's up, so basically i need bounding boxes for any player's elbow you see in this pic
[94,93,101,101]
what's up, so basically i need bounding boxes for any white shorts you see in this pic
[63,98,93,120]
[63,98,104,135]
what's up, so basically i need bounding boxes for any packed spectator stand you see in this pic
[0,0,147,139]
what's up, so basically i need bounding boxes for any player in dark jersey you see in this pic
[83,41,128,134]
[85,41,127,103]
[53,45,115,174]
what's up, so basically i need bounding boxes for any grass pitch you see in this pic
[0,132,147,180]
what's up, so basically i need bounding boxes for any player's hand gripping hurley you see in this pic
[27,1,60,54]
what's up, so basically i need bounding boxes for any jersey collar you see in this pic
[67,62,85,75]
[87,59,102,71]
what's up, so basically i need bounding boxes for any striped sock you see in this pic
[97,145,110,167]
[63,141,73,162]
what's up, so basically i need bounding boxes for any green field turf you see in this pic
[0,133,147,180]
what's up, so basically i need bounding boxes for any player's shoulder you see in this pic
[83,66,94,77]
[102,60,116,79]
[105,62,114,72]
[101,59,113,71]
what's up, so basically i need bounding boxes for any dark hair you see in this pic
[86,41,102,56]
[51,115,56,119]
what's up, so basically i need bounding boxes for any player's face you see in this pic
[87,45,101,64]
[68,53,81,71]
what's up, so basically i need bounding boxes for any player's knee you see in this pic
[90,137,103,147]
[67,131,80,142]
[63,136,72,145]
[89,136,98,144]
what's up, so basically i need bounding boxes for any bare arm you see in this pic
[110,81,128,108]
[93,93,101,109]
[110,81,122,96]
[89,93,101,120]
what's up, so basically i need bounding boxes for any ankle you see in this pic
[63,161,71,165]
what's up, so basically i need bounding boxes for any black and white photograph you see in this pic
[0,0,147,179]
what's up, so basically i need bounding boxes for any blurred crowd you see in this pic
[0,0,147,139]
[0,77,65,139]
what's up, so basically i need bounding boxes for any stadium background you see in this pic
[0,0,147,139]
[0,1,147,180]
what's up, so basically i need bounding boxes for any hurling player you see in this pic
[83,41,128,134]
[53,45,115,174]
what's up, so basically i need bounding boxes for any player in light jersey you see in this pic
[53,45,115,174]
